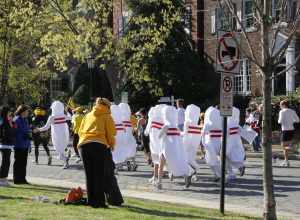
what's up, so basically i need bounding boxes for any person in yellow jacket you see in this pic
[71,107,85,161]
[78,98,123,208]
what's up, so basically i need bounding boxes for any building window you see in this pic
[243,0,254,29]
[233,59,251,95]
[272,0,281,23]
[184,5,192,35]
[213,4,237,32]
[287,0,297,21]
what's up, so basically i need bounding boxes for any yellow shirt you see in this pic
[78,104,116,149]
[72,113,84,134]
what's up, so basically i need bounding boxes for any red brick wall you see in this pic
[203,0,262,96]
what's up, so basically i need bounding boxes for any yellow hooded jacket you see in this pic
[77,104,116,149]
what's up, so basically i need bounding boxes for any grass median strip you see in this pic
[0,184,260,220]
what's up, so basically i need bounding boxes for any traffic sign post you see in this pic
[217,32,239,215]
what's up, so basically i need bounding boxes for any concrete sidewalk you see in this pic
[7,175,295,220]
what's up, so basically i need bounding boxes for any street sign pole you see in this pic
[220,116,227,214]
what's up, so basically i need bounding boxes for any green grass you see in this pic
[0,184,261,220]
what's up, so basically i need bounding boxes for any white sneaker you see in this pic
[62,162,69,169]
[155,180,162,190]
[148,176,156,184]
[280,160,290,167]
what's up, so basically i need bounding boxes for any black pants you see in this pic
[104,148,124,206]
[0,149,11,178]
[80,142,106,207]
[13,149,29,183]
[73,134,80,157]
[34,139,50,162]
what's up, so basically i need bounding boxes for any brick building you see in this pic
[202,0,300,97]
[113,0,300,97]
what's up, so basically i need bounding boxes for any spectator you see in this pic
[78,97,123,208]
[13,105,31,184]
[176,99,185,131]
[278,100,300,167]
[245,107,261,152]
[32,107,51,165]
[71,106,85,162]
[0,107,16,186]
[137,108,152,165]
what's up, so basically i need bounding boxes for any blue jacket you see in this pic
[14,116,31,149]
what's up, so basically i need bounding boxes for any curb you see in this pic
[7,175,297,220]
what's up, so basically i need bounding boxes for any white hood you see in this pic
[51,101,65,116]
[163,105,177,127]
[119,103,131,119]
[110,104,122,123]
[185,104,200,124]
[228,107,240,127]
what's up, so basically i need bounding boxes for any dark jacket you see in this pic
[14,116,31,149]
[0,118,16,147]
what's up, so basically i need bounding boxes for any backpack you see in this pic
[64,187,84,203]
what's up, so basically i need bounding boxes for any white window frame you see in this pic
[242,0,255,31]
[233,59,251,95]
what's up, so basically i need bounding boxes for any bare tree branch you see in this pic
[219,0,261,66]
[270,53,300,79]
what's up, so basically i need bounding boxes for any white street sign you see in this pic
[220,72,233,116]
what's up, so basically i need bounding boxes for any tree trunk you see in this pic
[261,1,277,219]
[262,69,277,220]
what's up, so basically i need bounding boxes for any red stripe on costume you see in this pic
[54,117,65,121]
[210,134,222,138]
[229,127,239,131]
[210,129,222,133]
[167,132,180,136]
[115,124,123,126]
[188,126,201,130]
[168,128,178,131]
[151,125,162,129]
[188,131,201,134]
[54,121,66,125]
[229,131,239,135]
[152,121,164,126]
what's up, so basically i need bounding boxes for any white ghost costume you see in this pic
[202,106,222,178]
[119,103,137,160]
[145,105,164,164]
[182,104,201,170]
[159,106,189,177]
[111,104,127,164]
[226,107,245,171]
[38,101,70,162]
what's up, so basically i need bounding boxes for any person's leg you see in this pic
[80,144,95,206]
[13,149,21,183]
[157,155,166,188]
[0,149,11,179]
[91,144,106,207]
[20,149,29,182]
[104,149,123,206]
[34,142,39,164]
[73,134,80,157]
[13,149,28,183]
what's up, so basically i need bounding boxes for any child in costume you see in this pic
[226,107,247,182]
[36,101,71,169]
[119,103,138,171]
[110,104,127,169]
[32,107,51,165]
[202,106,222,182]
[144,105,165,185]
[182,104,202,177]
[158,105,190,189]
[71,107,85,163]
